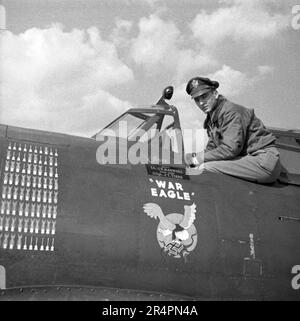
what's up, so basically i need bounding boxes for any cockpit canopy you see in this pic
[93,105,185,164]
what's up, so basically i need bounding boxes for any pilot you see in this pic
[185,76,281,184]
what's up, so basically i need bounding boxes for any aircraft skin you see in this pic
[0,102,300,301]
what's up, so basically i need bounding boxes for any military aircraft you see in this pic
[0,87,299,301]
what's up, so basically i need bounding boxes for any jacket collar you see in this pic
[204,95,226,129]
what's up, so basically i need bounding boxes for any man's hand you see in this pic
[185,152,204,168]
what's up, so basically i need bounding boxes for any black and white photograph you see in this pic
[0,0,299,306]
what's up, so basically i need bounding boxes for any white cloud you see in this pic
[0,24,134,136]
[207,64,274,97]
[110,18,133,48]
[141,0,161,6]
[175,49,217,82]
[130,14,216,80]
[257,65,274,76]
[130,14,180,67]
[124,0,161,5]
[190,0,289,47]
[207,65,251,96]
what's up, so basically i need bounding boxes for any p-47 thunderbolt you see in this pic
[0,87,299,300]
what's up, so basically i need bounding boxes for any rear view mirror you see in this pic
[156,86,174,106]
[163,86,174,100]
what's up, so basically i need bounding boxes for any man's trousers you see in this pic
[202,147,281,184]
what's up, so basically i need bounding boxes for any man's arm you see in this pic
[205,136,217,152]
[204,111,246,162]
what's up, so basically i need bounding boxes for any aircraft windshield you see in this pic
[100,114,145,138]
[97,112,157,139]
[94,107,185,163]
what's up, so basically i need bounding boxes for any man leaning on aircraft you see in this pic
[185,76,281,184]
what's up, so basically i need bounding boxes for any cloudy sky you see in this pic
[0,0,299,143]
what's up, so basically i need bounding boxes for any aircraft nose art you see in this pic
[0,141,59,253]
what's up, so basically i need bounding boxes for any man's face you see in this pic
[194,90,217,114]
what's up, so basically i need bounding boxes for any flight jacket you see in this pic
[204,95,276,162]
